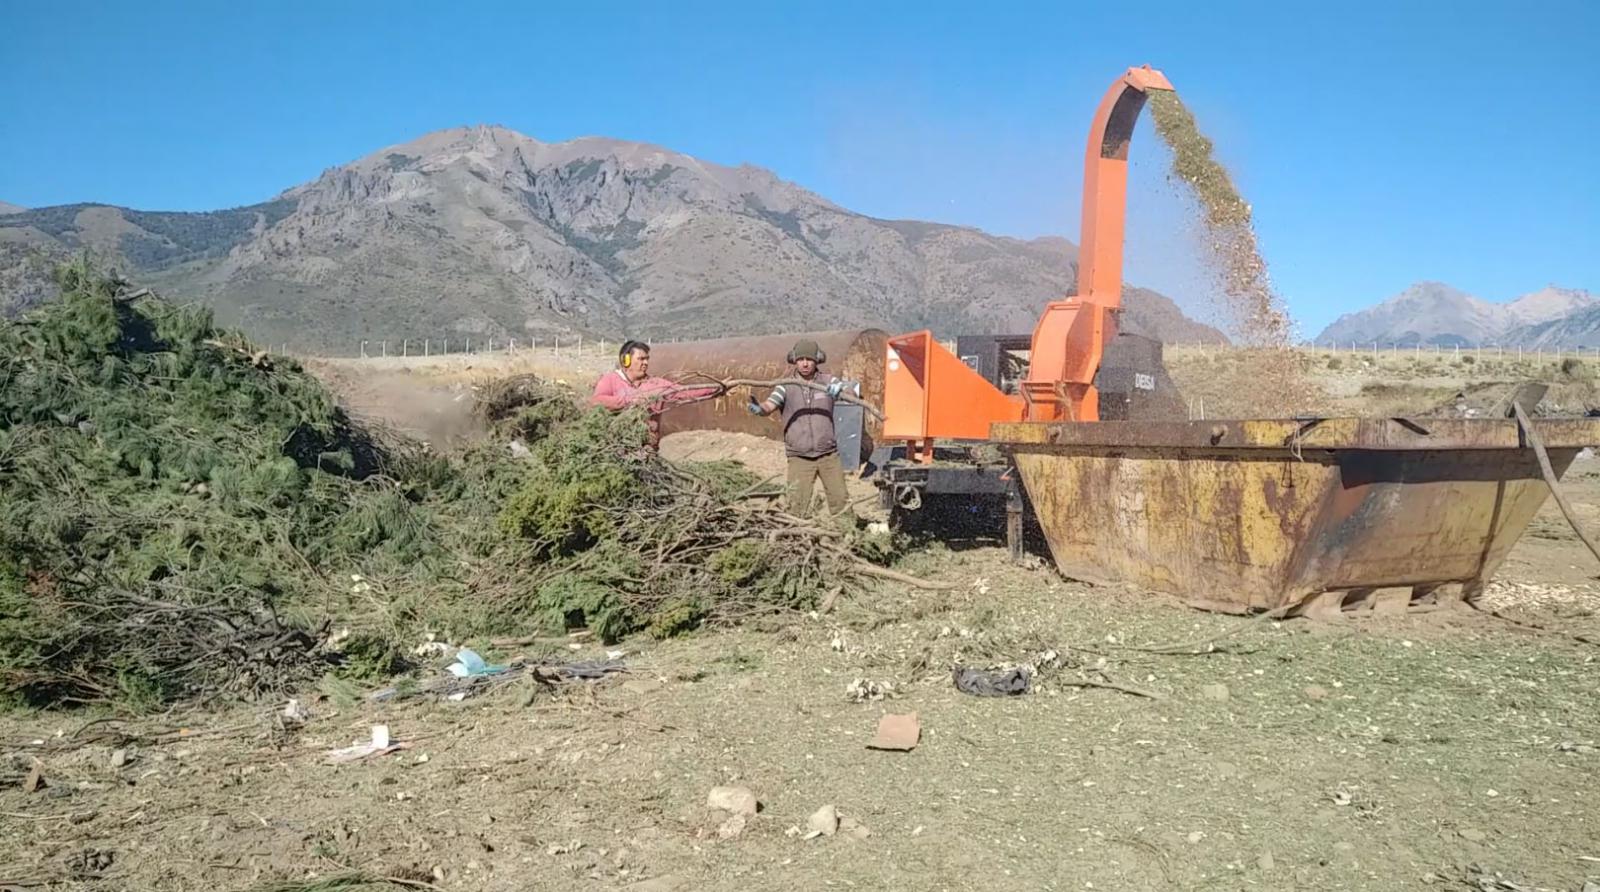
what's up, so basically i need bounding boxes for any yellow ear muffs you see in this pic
[619,339,646,368]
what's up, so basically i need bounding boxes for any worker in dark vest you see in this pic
[747,339,855,518]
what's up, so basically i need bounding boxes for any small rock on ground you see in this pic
[807,804,839,837]
[23,763,45,794]
[706,785,759,817]
[1303,685,1329,701]
[1458,828,1487,842]
[717,814,748,840]
[1199,683,1231,702]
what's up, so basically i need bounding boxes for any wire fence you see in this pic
[276,334,1600,366]
[271,334,702,360]
[1165,341,1600,362]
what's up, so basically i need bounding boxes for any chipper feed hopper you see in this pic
[875,65,1600,614]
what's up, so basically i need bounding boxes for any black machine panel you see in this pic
[953,332,1186,421]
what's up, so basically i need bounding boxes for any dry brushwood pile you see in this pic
[0,265,909,710]
[478,376,908,644]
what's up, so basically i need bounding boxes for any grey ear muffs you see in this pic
[786,347,826,363]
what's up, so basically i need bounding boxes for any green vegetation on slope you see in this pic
[0,199,296,269]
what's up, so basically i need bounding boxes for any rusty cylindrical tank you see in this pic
[648,329,888,440]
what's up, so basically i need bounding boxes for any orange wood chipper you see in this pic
[864,65,1600,615]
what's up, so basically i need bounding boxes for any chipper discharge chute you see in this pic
[874,65,1600,613]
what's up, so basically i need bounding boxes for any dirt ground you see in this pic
[4,357,1599,892]
[304,348,613,449]
[1166,345,1600,420]
[660,430,792,484]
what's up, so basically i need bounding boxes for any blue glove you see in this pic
[746,396,763,415]
[826,380,845,399]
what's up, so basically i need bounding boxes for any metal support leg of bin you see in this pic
[1005,474,1023,564]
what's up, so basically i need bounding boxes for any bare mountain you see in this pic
[1505,297,1600,348]
[0,200,295,316]
[1502,286,1596,332]
[1316,282,1594,347]
[0,125,1225,353]
[1317,282,1500,347]
[0,201,25,215]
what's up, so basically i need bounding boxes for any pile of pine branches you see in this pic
[0,262,930,710]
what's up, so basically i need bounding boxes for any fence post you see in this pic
[381,340,387,357]
[578,335,583,354]
[425,339,430,356]
[402,339,409,357]
[360,340,368,358]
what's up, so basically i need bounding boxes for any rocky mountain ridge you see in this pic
[1316,282,1595,348]
[0,125,1226,352]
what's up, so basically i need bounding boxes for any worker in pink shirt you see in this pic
[589,339,714,449]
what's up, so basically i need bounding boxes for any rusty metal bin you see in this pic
[993,417,1600,612]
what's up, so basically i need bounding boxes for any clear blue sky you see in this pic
[2,0,1596,335]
